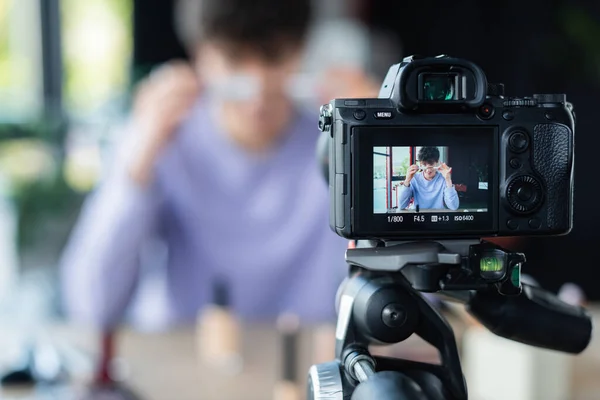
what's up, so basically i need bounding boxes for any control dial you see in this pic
[503,97,537,107]
[506,175,544,214]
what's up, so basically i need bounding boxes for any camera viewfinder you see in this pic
[419,72,463,101]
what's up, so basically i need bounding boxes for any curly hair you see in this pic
[418,146,440,165]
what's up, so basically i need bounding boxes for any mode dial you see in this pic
[533,94,566,104]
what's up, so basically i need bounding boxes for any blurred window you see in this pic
[60,0,133,118]
[0,0,44,122]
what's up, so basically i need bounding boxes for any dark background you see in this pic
[361,0,600,298]
[447,144,489,204]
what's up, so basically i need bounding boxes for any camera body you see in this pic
[320,55,575,241]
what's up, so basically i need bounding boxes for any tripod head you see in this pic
[307,239,593,400]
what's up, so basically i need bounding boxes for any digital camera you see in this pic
[319,55,575,240]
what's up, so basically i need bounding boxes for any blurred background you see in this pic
[0,0,599,399]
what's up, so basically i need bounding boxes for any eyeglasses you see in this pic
[418,164,441,172]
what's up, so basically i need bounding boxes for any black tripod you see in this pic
[307,239,593,400]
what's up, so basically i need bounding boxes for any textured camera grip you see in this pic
[532,124,572,229]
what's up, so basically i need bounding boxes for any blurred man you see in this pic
[60,0,379,330]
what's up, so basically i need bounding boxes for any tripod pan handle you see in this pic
[466,284,592,354]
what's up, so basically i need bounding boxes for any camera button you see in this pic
[517,185,533,201]
[529,218,541,229]
[545,112,555,120]
[502,110,514,121]
[509,131,529,152]
[345,100,365,106]
[479,104,494,119]
[507,219,519,230]
[510,158,521,169]
[353,109,366,120]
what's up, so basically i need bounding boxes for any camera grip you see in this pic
[532,124,572,229]
[465,284,592,354]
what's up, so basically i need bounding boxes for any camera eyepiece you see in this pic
[386,55,488,112]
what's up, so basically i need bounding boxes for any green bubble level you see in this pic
[480,256,503,272]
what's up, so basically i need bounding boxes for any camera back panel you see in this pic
[326,94,574,240]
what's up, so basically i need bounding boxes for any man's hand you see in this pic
[439,162,453,187]
[128,61,200,186]
[317,67,380,104]
[439,163,452,179]
[404,164,419,186]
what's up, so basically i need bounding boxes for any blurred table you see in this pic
[0,322,338,400]
[0,306,599,400]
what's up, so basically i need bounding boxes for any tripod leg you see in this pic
[411,292,467,400]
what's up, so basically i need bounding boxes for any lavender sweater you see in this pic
[59,99,349,330]
[398,172,459,211]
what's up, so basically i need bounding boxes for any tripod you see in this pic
[307,239,593,400]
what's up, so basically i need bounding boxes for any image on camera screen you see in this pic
[373,146,489,214]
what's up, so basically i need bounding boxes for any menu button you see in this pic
[374,111,393,119]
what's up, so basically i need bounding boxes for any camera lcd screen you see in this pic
[354,126,498,236]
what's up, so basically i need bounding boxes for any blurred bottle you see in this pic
[273,313,301,400]
[196,279,243,375]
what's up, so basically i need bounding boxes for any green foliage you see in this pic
[0,119,83,250]
[0,0,134,255]
[14,168,84,250]
[398,156,410,176]
[471,163,488,182]
[0,116,65,142]
[60,0,134,114]
[559,5,600,82]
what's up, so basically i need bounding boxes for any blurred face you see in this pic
[419,161,440,180]
[195,42,302,152]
